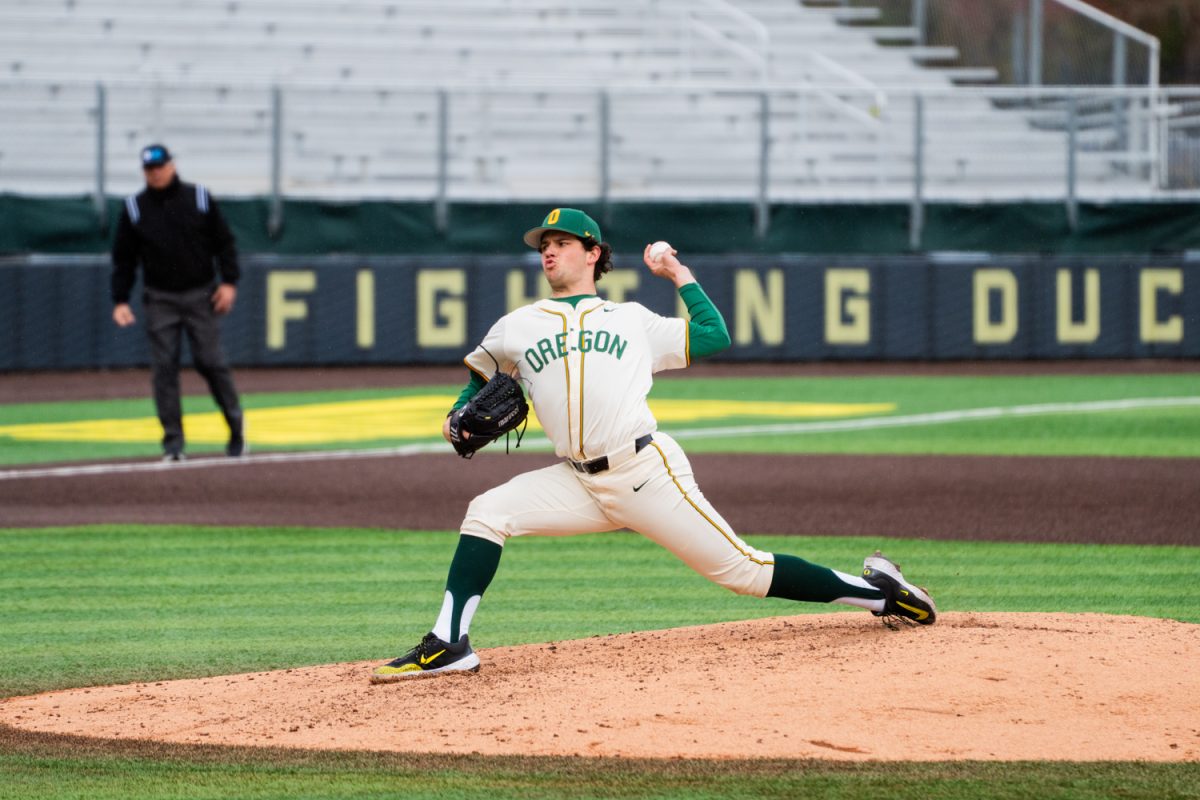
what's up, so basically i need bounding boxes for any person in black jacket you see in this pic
[111,144,245,461]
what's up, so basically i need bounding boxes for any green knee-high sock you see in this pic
[766,553,882,604]
[435,535,503,643]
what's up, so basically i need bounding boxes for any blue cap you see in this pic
[140,144,172,168]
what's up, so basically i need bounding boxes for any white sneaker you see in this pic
[862,551,937,626]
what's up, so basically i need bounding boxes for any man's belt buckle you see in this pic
[570,434,653,475]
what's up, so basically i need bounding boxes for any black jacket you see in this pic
[110,175,240,304]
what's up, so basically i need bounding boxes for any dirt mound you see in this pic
[3,613,1197,761]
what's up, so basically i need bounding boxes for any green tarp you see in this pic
[2,195,1199,256]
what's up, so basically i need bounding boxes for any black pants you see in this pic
[144,287,242,455]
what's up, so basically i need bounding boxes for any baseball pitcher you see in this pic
[371,208,936,681]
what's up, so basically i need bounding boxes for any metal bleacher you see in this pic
[0,0,1176,203]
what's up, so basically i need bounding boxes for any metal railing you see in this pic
[858,0,1160,89]
[1,79,1198,244]
[1028,0,1159,89]
[686,0,770,82]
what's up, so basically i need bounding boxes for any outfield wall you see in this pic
[1,254,1196,369]
[4,198,1200,256]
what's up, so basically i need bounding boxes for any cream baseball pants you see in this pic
[460,432,776,597]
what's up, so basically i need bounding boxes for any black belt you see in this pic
[570,433,653,474]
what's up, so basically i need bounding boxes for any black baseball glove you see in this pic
[447,372,530,458]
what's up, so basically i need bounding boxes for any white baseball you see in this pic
[649,240,672,262]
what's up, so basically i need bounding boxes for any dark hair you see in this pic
[583,237,613,282]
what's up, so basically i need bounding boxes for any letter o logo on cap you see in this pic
[546,209,561,225]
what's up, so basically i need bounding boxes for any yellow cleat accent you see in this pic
[373,664,423,675]
[896,601,930,621]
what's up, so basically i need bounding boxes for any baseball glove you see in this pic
[447,371,530,459]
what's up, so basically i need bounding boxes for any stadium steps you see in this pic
[0,0,1152,200]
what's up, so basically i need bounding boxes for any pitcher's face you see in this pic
[539,233,598,295]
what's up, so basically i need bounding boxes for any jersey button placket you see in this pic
[567,318,586,461]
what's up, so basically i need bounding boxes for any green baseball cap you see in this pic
[522,208,603,249]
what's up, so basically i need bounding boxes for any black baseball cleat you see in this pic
[862,551,937,627]
[370,632,480,683]
[225,434,246,458]
[226,415,246,457]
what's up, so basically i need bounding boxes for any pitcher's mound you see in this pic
[3,612,1197,761]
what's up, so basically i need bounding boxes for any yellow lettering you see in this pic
[266,270,317,350]
[356,269,375,349]
[417,270,466,348]
[973,269,1019,344]
[598,270,639,303]
[734,269,784,346]
[1055,269,1099,344]
[825,269,871,345]
[1139,268,1183,343]
[506,270,546,312]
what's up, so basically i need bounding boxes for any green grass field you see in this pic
[2,372,1198,799]
[1,374,1198,464]
[2,526,1199,799]
[2,526,1196,699]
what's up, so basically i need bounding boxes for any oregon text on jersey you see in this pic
[523,328,629,373]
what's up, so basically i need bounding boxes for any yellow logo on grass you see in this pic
[647,399,892,423]
[0,396,894,446]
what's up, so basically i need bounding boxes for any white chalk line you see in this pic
[1,396,1197,481]
[666,395,1200,440]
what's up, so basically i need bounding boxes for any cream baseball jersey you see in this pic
[464,296,688,461]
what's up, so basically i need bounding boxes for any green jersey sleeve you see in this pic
[451,370,488,412]
[680,282,732,360]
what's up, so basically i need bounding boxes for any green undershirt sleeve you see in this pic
[451,370,487,412]
[680,282,732,361]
